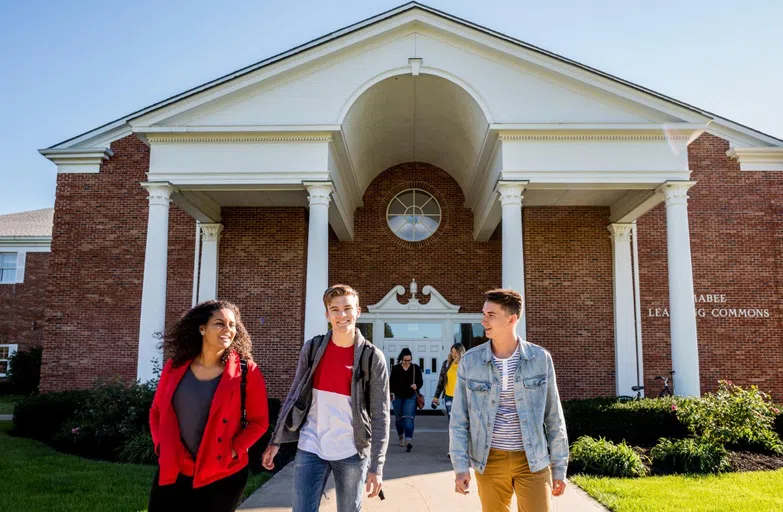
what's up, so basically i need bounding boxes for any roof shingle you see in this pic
[0,208,54,237]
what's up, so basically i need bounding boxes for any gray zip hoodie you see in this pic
[270,330,391,476]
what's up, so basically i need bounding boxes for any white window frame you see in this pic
[0,344,18,378]
[0,238,51,285]
[0,252,18,284]
[386,188,442,242]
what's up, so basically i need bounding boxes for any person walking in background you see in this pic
[389,348,423,452]
[261,285,390,512]
[432,343,466,418]
[148,300,269,512]
[450,289,569,512]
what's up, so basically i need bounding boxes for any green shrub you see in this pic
[650,437,730,475]
[54,381,155,461]
[563,397,687,446]
[12,389,91,441]
[119,430,157,465]
[676,381,783,454]
[569,436,648,478]
[7,345,42,394]
[0,379,15,395]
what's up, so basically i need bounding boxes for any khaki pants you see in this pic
[474,449,552,512]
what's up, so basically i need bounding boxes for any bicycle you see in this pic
[617,385,644,403]
[617,370,675,402]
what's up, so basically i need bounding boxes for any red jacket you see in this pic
[150,351,269,488]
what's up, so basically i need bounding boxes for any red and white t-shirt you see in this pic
[298,340,357,460]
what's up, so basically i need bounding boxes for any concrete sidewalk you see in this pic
[240,415,607,512]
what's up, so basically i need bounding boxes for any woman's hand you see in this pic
[231,448,239,460]
[432,397,440,406]
[410,384,418,391]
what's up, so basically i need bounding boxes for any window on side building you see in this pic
[0,344,18,377]
[0,253,17,284]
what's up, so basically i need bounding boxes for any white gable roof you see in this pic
[43,2,782,153]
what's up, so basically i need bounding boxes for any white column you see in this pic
[497,181,527,339]
[608,223,637,396]
[303,182,333,342]
[137,182,175,383]
[198,223,224,303]
[658,180,700,397]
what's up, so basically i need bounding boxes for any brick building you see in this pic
[25,4,781,401]
[0,208,52,378]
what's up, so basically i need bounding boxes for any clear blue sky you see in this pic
[1,0,781,215]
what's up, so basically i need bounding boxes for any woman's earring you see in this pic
[200,330,205,335]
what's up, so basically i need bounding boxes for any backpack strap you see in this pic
[308,334,325,369]
[359,344,374,412]
[240,359,249,429]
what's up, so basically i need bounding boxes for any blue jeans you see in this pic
[292,449,369,512]
[444,395,453,418]
[392,396,417,439]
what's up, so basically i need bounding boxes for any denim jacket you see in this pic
[449,339,569,481]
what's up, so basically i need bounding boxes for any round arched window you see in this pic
[386,189,441,242]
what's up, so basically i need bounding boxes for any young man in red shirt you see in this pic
[262,285,390,512]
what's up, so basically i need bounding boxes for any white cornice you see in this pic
[726,147,783,171]
[0,237,52,249]
[499,133,690,141]
[494,124,702,141]
[146,133,333,144]
[38,147,114,174]
[136,124,341,133]
[146,172,330,186]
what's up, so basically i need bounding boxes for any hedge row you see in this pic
[11,382,281,466]
[562,397,688,447]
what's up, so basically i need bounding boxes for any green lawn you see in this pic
[0,421,272,511]
[572,470,783,512]
[0,393,26,414]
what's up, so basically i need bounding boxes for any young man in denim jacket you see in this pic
[450,289,569,511]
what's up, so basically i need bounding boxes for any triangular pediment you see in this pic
[46,2,781,156]
[367,283,460,313]
[131,8,690,130]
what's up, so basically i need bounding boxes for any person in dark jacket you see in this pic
[149,300,269,512]
[389,347,423,452]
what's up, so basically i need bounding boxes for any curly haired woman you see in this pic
[148,300,269,512]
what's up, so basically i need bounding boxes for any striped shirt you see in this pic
[491,347,525,451]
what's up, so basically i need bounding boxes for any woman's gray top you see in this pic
[173,367,221,459]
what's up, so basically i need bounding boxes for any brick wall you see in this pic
[638,133,783,400]
[35,133,782,401]
[218,207,307,398]
[330,163,616,399]
[40,135,195,391]
[0,252,49,351]
[329,163,503,311]
[525,207,615,399]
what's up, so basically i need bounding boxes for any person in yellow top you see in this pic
[433,343,467,418]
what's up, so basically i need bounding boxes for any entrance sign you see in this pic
[647,292,772,319]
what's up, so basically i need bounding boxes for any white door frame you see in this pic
[361,282,483,409]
